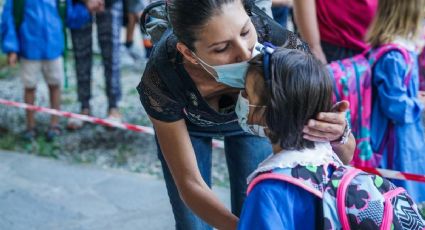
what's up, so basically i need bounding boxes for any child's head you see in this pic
[366,0,425,47]
[242,48,333,151]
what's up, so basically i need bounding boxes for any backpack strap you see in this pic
[247,172,324,198]
[334,167,363,229]
[369,44,413,85]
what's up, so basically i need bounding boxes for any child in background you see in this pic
[366,0,425,203]
[1,0,65,141]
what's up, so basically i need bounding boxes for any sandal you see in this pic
[66,108,90,130]
[46,125,62,142]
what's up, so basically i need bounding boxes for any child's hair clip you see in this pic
[262,42,276,88]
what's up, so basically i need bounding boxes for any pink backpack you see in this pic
[328,44,412,168]
[248,164,425,229]
[418,47,425,91]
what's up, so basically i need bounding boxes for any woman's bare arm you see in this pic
[293,0,327,63]
[151,117,238,230]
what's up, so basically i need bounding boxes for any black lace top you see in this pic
[137,15,310,132]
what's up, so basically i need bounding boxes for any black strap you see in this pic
[140,0,166,34]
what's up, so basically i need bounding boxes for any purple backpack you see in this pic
[248,164,425,229]
[328,44,413,168]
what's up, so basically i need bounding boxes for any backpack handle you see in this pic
[140,0,166,34]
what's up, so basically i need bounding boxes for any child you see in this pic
[236,48,343,229]
[366,0,425,203]
[1,0,65,141]
[237,47,425,229]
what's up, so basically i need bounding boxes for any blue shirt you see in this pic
[1,0,64,60]
[371,50,425,203]
[238,180,321,230]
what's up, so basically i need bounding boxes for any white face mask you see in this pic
[235,92,268,137]
[193,41,264,88]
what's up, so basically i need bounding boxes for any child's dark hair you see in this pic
[249,48,333,150]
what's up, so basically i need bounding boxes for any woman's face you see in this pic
[192,1,258,65]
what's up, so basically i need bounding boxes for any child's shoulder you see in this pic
[248,178,317,202]
[374,49,411,70]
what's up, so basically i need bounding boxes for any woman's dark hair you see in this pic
[167,0,240,50]
[249,48,333,150]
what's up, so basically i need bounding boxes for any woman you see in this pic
[137,0,355,229]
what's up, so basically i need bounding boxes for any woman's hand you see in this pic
[303,101,349,142]
[303,101,355,164]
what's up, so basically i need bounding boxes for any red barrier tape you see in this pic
[2,98,425,182]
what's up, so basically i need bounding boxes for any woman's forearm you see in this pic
[293,0,320,48]
[179,179,238,230]
[152,118,238,230]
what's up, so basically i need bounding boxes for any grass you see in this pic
[0,130,59,159]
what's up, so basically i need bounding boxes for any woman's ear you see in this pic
[176,42,198,65]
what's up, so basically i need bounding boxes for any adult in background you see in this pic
[293,0,378,63]
[67,0,123,129]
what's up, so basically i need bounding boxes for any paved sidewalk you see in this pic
[0,151,230,230]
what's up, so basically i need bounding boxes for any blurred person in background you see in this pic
[271,0,292,29]
[1,0,67,141]
[121,0,145,65]
[293,0,378,63]
[67,0,123,129]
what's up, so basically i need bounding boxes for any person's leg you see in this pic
[20,59,40,131]
[224,134,272,216]
[125,13,137,47]
[42,57,64,127]
[70,25,93,111]
[24,88,36,129]
[96,1,122,116]
[156,134,213,230]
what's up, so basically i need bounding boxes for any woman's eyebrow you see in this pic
[207,19,250,48]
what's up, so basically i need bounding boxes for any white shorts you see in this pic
[20,57,64,89]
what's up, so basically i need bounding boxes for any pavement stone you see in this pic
[0,151,230,230]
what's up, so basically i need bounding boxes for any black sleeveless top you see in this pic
[137,15,310,133]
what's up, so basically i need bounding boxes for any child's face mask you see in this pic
[235,92,267,137]
[193,41,263,88]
